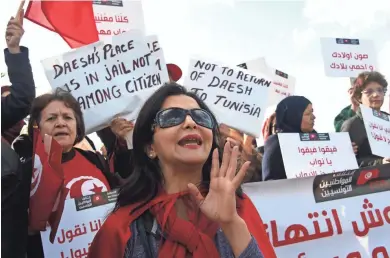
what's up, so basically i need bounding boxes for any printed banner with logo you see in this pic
[360,104,390,158]
[93,0,145,42]
[41,190,118,258]
[278,132,359,178]
[243,164,390,258]
[320,37,377,78]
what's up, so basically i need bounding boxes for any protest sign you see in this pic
[320,38,377,78]
[238,57,295,107]
[360,105,390,158]
[41,190,118,258]
[41,31,169,133]
[278,133,359,178]
[184,58,272,137]
[243,164,390,258]
[93,0,145,42]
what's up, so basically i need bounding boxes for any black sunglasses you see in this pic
[153,108,215,130]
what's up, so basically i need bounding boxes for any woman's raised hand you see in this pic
[188,142,250,224]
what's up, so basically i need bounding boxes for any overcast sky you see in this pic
[1,0,389,149]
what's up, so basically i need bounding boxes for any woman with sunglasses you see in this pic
[88,83,275,258]
[341,71,390,167]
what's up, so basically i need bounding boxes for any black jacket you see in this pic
[1,47,35,132]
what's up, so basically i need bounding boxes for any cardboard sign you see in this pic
[184,58,272,137]
[41,190,118,258]
[360,105,390,158]
[243,164,390,258]
[238,57,295,107]
[278,132,359,178]
[93,0,145,42]
[320,37,377,78]
[41,31,169,133]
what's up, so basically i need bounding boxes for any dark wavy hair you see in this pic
[115,83,243,212]
[27,88,85,145]
[353,71,388,101]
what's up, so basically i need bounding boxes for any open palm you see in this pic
[188,142,250,224]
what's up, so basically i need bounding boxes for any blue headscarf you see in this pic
[275,96,312,133]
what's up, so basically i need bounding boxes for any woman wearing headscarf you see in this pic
[88,83,276,258]
[341,71,390,167]
[262,96,315,181]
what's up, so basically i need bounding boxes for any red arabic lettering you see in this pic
[267,209,342,247]
[342,246,389,258]
[331,52,369,60]
[60,243,91,258]
[351,199,387,237]
[57,219,103,244]
[94,14,129,23]
[309,157,333,167]
[370,132,390,145]
[330,63,374,72]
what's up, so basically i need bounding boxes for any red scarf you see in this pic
[88,192,276,258]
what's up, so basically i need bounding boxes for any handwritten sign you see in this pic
[41,31,169,133]
[238,57,295,107]
[41,190,118,258]
[93,0,145,42]
[320,37,377,78]
[243,164,390,258]
[360,105,390,158]
[184,58,272,137]
[278,133,359,178]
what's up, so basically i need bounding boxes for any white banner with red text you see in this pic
[320,37,377,78]
[278,132,359,178]
[93,0,145,42]
[243,164,390,258]
[41,190,118,258]
[360,105,390,158]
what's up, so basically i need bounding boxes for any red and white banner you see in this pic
[244,164,390,258]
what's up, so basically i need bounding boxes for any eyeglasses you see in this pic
[153,108,215,130]
[362,88,386,96]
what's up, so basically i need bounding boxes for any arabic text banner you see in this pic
[41,190,118,258]
[184,58,272,137]
[360,105,390,158]
[93,0,145,41]
[243,164,390,258]
[278,132,359,178]
[238,57,295,107]
[41,31,169,133]
[320,37,377,78]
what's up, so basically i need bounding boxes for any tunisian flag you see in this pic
[25,0,99,48]
[30,129,65,243]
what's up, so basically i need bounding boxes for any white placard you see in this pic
[239,57,295,107]
[184,58,272,137]
[93,0,145,42]
[320,37,377,78]
[41,31,169,134]
[360,105,390,158]
[243,165,390,258]
[41,190,117,258]
[278,133,359,178]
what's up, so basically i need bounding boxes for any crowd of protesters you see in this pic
[2,9,389,258]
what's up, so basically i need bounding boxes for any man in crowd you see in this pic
[1,11,36,258]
